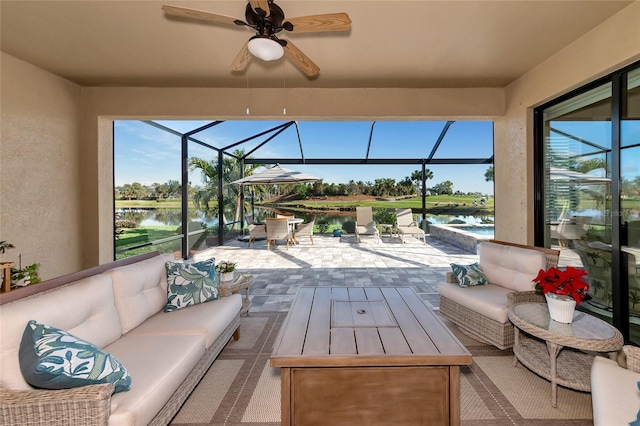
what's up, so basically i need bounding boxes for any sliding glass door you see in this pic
[535,61,640,344]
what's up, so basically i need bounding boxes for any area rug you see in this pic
[170,313,593,426]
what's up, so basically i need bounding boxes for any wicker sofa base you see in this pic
[149,312,241,426]
[439,295,514,350]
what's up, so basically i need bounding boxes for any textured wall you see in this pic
[494,1,640,244]
[0,53,83,279]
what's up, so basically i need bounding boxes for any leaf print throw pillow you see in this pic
[450,262,489,287]
[19,320,131,392]
[164,258,219,312]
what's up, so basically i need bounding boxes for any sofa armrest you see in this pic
[507,290,546,307]
[0,383,114,426]
[624,345,640,373]
[446,272,457,284]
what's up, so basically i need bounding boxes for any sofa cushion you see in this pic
[479,242,546,292]
[438,282,512,324]
[19,320,131,393]
[108,253,175,334]
[164,259,219,312]
[0,274,121,390]
[105,334,205,426]
[129,294,241,348]
[591,355,640,426]
[450,262,488,287]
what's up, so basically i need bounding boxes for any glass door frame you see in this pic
[534,60,640,343]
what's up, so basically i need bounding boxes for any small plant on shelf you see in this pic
[215,260,237,274]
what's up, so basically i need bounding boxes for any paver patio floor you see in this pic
[196,233,479,313]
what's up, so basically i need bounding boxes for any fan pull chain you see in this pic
[246,73,250,115]
[282,70,287,115]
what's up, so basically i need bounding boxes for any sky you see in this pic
[114,120,495,194]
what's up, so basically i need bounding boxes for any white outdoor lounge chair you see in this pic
[395,208,425,243]
[355,207,379,243]
[265,218,293,250]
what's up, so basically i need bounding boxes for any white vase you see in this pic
[545,293,576,324]
[220,271,234,283]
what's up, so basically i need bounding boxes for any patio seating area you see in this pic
[195,234,479,313]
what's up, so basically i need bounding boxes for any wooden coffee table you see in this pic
[508,303,623,407]
[271,286,471,426]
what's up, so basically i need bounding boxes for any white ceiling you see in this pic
[0,1,634,89]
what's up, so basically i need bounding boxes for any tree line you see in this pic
[116,163,495,202]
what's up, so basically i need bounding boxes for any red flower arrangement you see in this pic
[532,266,590,305]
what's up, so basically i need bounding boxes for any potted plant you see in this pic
[215,260,237,283]
[532,266,590,323]
[11,263,41,288]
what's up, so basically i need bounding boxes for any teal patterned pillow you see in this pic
[164,258,219,312]
[19,320,131,393]
[450,262,489,287]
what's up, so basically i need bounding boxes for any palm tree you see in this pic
[189,149,259,228]
[411,169,434,195]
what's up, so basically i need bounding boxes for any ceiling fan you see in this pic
[161,1,351,77]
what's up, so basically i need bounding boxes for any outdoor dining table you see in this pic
[288,218,303,243]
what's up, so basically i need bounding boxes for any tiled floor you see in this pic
[195,233,479,313]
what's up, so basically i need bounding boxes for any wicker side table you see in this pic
[508,303,622,408]
[218,273,254,315]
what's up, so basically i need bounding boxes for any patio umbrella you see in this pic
[231,164,322,227]
[231,164,322,185]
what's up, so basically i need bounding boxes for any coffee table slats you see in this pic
[378,327,413,354]
[303,287,332,355]
[275,287,315,356]
[354,328,385,355]
[330,328,358,355]
[380,287,440,354]
[346,287,366,300]
[397,287,467,355]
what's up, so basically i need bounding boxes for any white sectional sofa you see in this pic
[0,251,242,426]
[438,241,559,350]
[591,345,640,426]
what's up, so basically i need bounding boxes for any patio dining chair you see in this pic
[265,218,293,250]
[247,222,266,247]
[355,207,379,243]
[294,216,315,245]
[395,208,425,243]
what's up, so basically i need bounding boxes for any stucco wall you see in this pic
[493,0,640,244]
[0,52,83,279]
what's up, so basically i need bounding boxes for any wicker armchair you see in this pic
[265,218,293,250]
[439,240,559,350]
[294,217,315,245]
[247,222,266,247]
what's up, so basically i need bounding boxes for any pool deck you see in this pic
[195,232,582,313]
[195,233,479,313]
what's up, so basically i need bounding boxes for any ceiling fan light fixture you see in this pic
[247,36,284,61]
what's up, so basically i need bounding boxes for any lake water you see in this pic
[117,208,494,228]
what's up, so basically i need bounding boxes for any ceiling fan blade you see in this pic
[162,5,242,27]
[230,41,252,72]
[249,0,270,17]
[283,40,320,77]
[285,13,351,33]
